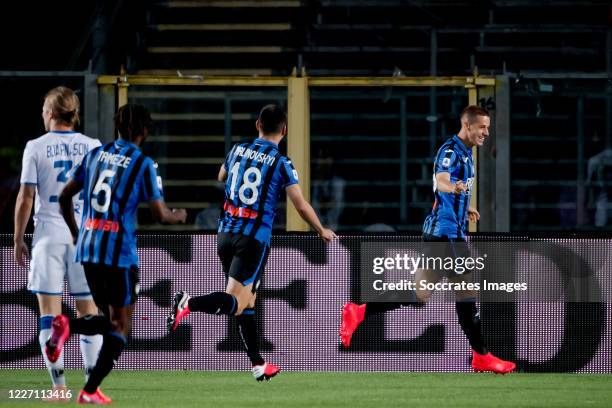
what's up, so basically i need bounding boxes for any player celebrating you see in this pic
[46,104,187,404]
[167,104,337,381]
[13,86,102,400]
[340,105,516,374]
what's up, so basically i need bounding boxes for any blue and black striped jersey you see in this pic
[422,135,475,239]
[218,138,298,244]
[71,139,163,268]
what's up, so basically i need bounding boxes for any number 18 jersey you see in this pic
[219,138,298,244]
[71,139,162,268]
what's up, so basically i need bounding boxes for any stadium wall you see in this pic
[1,233,610,373]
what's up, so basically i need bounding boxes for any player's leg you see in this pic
[168,233,260,330]
[223,235,269,314]
[340,236,445,348]
[60,265,113,339]
[225,241,279,380]
[185,235,266,316]
[340,268,433,348]
[447,240,488,360]
[449,241,515,374]
[241,293,280,381]
[28,237,69,396]
[450,273,487,355]
[180,275,246,316]
[77,265,137,404]
[167,233,237,330]
[237,293,263,365]
[362,266,435,316]
[68,247,103,382]
[74,299,103,381]
[48,263,112,348]
[35,295,69,393]
[80,303,132,402]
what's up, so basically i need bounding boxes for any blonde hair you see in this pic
[45,86,80,127]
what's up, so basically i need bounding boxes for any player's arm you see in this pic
[59,179,84,244]
[13,184,35,265]
[435,172,466,194]
[149,200,187,224]
[218,164,227,182]
[14,143,37,265]
[286,184,337,243]
[138,158,187,224]
[218,144,236,183]
[434,149,465,194]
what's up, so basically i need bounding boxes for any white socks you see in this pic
[39,315,103,385]
[80,334,103,381]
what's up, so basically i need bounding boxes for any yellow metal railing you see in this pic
[98,73,495,232]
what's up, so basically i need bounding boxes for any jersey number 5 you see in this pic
[228,162,262,205]
[92,169,116,213]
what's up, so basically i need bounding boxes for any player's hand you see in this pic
[13,239,29,266]
[454,180,467,194]
[468,207,480,223]
[319,228,338,243]
[172,208,188,223]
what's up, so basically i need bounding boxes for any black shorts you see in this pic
[421,234,472,277]
[217,232,269,293]
[83,262,139,311]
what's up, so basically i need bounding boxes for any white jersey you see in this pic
[20,131,101,241]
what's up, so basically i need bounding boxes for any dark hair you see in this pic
[461,105,489,123]
[45,86,80,127]
[258,104,287,135]
[115,104,153,141]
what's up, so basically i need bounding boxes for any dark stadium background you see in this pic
[0,0,610,233]
[1,4,612,405]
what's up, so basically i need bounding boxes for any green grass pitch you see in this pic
[1,370,611,407]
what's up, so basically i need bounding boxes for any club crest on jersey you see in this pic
[466,177,475,192]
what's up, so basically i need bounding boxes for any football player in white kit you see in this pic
[13,86,103,400]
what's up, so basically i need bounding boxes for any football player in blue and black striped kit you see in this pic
[340,106,515,374]
[46,104,187,404]
[168,105,337,381]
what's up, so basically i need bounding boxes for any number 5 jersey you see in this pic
[71,139,163,268]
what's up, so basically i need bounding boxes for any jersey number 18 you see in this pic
[228,162,262,205]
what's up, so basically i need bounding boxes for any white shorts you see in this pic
[28,223,92,299]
